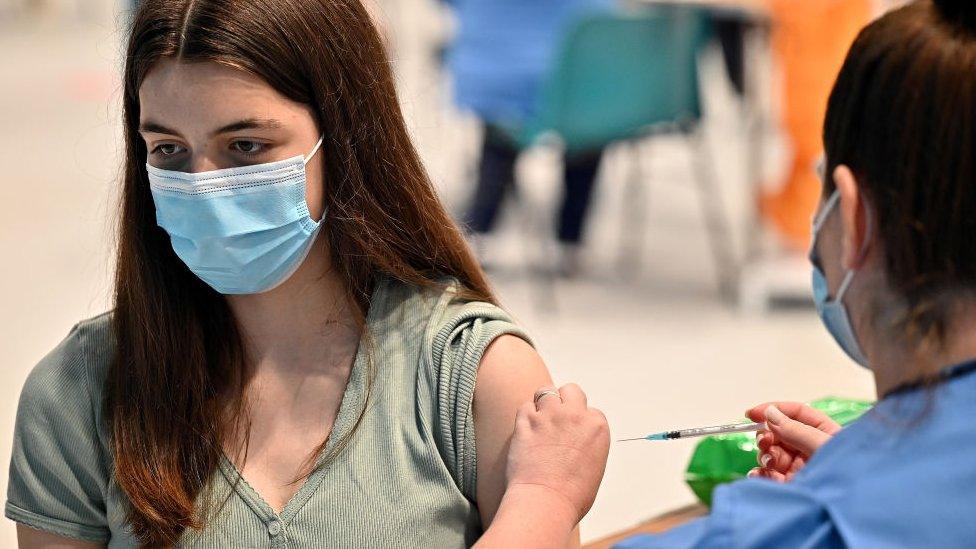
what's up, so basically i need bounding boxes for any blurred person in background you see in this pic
[758,0,872,250]
[3,0,600,547]
[443,0,612,277]
[503,1,976,546]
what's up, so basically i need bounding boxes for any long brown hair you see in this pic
[822,0,976,346]
[108,0,494,544]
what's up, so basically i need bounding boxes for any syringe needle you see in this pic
[618,422,764,443]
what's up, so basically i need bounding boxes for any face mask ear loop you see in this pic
[303,134,327,224]
[834,269,856,303]
[835,196,875,304]
[810,190,841,266]
[813,190,842,236]
[303,135,325,166]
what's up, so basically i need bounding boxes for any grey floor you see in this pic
[0,3,876,544]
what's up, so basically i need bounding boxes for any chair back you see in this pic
[523,6,710,152]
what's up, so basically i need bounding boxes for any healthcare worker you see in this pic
[492,1,976,547]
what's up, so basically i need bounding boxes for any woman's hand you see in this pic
[507,384,610,522]
[475,383,610,549]
[745,402,842,482]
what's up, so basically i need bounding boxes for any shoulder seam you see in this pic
[74,310,114,330]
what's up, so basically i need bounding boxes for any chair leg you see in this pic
[512,156,559,312]
[618,139,651,279]
[689,131,739,302]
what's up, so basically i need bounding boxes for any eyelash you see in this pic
[230,140,266,157]
[149,141,268,157]
[150,143,185,156]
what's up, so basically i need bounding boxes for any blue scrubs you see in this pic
[617,362,976,548]
[444,0,612,125]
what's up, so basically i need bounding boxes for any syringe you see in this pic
[619,421,765,442]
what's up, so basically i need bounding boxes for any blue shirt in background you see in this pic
[617,362,976,548]
[445,0,612,126]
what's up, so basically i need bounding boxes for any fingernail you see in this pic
[760,453,772,467]
[765,405,786,426]
[747,468,759,478]
[756,433,767,445]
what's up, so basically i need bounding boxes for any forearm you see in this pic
[475,484,578,549]
[17,525,106,549]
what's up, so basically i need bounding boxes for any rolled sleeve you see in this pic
[423,291,531,501]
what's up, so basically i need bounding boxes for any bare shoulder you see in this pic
[473,335,553,525]
[476,335,549,395]
[474,335,551,433]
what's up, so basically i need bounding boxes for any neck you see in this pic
[224,240,362,373]
[866,297,976,397]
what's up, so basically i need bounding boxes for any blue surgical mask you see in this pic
[810,189,870,368]
[147,136,325,295]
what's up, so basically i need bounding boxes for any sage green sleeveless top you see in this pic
[5,277,529,548]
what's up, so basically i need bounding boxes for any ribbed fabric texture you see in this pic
[5,277,530,548]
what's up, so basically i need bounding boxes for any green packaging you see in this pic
[684,397,873,506]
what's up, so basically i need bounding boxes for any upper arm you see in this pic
[472,335,553,526]
[472,337,581,547]
[16,525,105,549]
[421,294,573,540]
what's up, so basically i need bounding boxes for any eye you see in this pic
[231,140,266,156]
[151,143,186,156]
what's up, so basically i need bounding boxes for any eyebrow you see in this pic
[138,118,284,137]
[213,118,283,135]
[138,121,182,136]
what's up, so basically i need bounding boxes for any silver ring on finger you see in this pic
[533,389,562,405]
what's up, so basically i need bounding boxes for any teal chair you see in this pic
[503,5,739,303]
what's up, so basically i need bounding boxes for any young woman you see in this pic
[3,0,589,546]
[502,0,976,546]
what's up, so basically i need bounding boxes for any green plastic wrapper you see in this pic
[684,397,873,506]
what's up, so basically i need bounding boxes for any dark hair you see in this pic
[109,0,495,545]
[823,0,976,343]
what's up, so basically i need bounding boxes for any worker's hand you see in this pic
[505,384,610,526]
[744,402,842,482]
